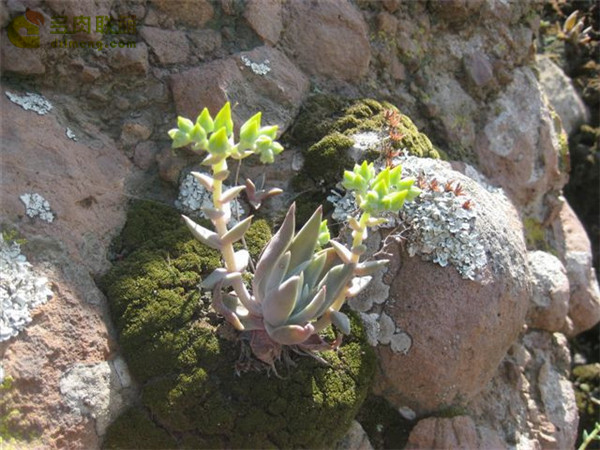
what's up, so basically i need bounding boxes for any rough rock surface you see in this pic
[362,159,530,414]
[467,331,579,449]
[139,26,190,65]
[281,0,370,81]
[244,0,283,46]
[406,415,501,449]
[538,55,589,135]
[551,201,600,336]
[0,88,134,447]
[150,0,213,28]
[169,45,309,131]
[476,67,568,208]
[527,250,570,333]
[335,420,373,450]
[0,0,596,448]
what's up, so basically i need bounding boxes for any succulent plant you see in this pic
[558,10,592,45]
[169,104,420,368]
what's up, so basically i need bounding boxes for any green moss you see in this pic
[101,201,376,448]
[523,217,557,255]
[113,199,183,254]
[394,113,441,159]
[302,132,354,182]
[0,377,41,446]
[103,408,177,449]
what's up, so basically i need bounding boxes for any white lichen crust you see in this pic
[5,91,53,115]
[20,193,55,223]
[241,55,271,75]
[329,156,487,280]
[0,234,54,341]
[176,173,245,224]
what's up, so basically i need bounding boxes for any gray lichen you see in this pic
[328,156,487,280]
[176,173,245,223]
[20,193,55,223]
[5,91,53,115]
[240,55,271,76]
[0,234,54,341]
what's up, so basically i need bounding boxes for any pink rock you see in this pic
[108,42,149,74]
[476,67,568,207]
[133,141,160,170]
[370,159,530,415]
[468,331,578,449]
[551,201,600,336]
[406,416,483,449]
[526,250,570,332]
[244,0,283,45]
[281,0,370,81]
[0,89,131,447]
[151,0,213,28]
[139,26,190,65]
[0,38,45,75]
[169,45,309,133]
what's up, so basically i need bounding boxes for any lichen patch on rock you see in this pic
[0,234,53,342]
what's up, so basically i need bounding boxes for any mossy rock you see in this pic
[103,408,177,449]
[101,200,376,449]
[289,96,441,210]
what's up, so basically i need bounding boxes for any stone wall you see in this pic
[1,0,598,448]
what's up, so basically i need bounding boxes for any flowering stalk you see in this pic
[169,104,421,367]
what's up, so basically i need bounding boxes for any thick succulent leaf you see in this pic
[191,172,214,191]
[212,285,244,330]
[262,274,301,327]
[213,169,230,181]
[348,217,361,232]
[329,310,351,335]
[289,286,327,324]
[220,185,246,204]
[182,215,222,250]
[329,240,353,264]
[355,259,390,276]
[196,107,214,133]
[265,251,291,296]
[287,205,322,273]
[254,203,295,294]
[347,276,372,297]
[221,215,253,245]
[201,206,226,222]
[201,152,226,166]
[320,247,342,277]
[316,263,355,318]
[226,272,260,316]
[213,102,234,137]
[233,249,250,273]
[201,268,228,289]
[303,251,327,291]
[285,258,312,281]
[265,322,315,346]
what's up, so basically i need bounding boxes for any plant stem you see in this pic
[211,160,237,272]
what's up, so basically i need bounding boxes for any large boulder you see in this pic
[280,0,371,82]
[551,201,600,336]
[538,55,589,136]
[0,88,133,447]
[353,157,530,414]
[475,67,568,208]
[169,45,309,133]
[467,331,579,449]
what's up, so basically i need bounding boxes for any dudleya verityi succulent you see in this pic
[168,103,420,367]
